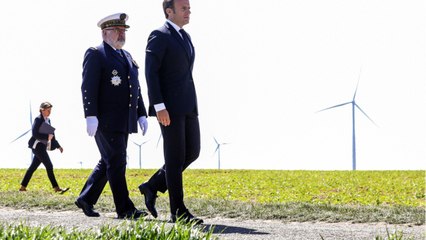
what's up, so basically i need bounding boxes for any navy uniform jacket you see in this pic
[81,41,147,133]
[28,115,61,150]
[145,22,198,116]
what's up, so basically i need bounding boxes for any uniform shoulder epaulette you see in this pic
[132,59,139,68]
[90,47,98,51]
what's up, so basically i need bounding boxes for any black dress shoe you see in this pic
[117,209,148,220]
[171,210,203,225]
[75,198,100,217]
[138,183,158,218]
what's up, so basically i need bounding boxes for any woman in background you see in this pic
[19,102,69,194]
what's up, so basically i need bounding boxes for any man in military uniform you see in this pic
[76,13,148,219]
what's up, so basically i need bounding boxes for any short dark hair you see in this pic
[39,101,52,113]
[163,0,174,18]
[39,101,53,110]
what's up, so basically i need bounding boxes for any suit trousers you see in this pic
[78,130,135,215]
[147,112,200,215]
[21,143,59,188]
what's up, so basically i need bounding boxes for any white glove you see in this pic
[86,116,98,137]
[138,116,148,136]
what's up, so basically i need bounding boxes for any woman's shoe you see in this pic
[54,187,70,194]
[19,186,27,192]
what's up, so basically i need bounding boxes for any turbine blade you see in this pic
[11,129,31,143]
[355,103,378,126]
[353,68,362,101]
[317,102,351,113]
[213,145,220,155]
[213,136,219,145]
[353,82,359,101]
[156,134,162,148]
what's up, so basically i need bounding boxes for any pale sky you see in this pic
[2,0,425,170]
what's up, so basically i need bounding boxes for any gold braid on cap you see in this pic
[101,14,129,29]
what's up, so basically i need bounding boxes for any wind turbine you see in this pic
[213,137,229,170]
[11,101,33,143]
[133,140,149,169]
[317,75,377,170]
[156,133,162,148]
[11,101,34,162]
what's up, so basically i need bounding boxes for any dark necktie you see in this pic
[116,49,123,57]
[179,29,192,56]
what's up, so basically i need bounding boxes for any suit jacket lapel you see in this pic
[166,22,192,60]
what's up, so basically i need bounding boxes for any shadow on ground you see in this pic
[203,223,268,236]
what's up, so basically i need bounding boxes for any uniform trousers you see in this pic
[78,130,135,215]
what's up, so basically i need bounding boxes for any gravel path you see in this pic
[0,207,424,239]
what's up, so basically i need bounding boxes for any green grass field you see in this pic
[0,169,424,225]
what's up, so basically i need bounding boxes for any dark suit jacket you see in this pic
[81,41,147,133]
[28,115,61,150]
[145,22,198,116]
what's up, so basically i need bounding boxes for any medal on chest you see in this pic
[111,69,122,86]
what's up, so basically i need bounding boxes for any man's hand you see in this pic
[86,116,98,137]
[138,116,148,136]
[156,109,170,126]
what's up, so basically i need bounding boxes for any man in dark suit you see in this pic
[139,0,203,224]
[76,13,148,219]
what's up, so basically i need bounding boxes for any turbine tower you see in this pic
[213,137,229,170]
[317,75,377,170]
[133,140,149,169]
